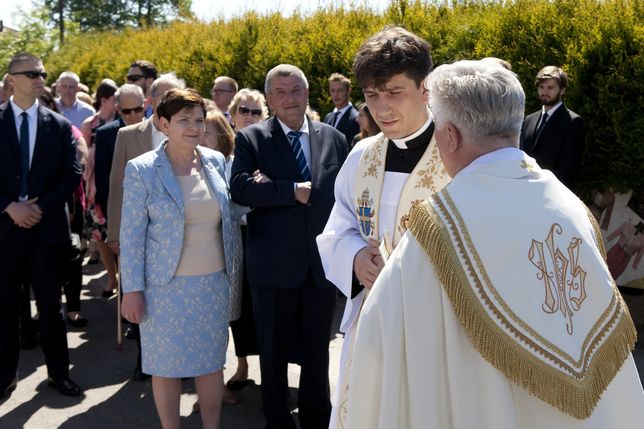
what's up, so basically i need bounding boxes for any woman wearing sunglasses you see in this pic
[228,88,268,131]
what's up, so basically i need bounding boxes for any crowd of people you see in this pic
[1,23,642,429]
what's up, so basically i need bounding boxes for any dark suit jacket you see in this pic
[0,102,81,245]
[324,105,360,148]
[520,104,585,188]
[94,117,126,210]
[230,117,348,289]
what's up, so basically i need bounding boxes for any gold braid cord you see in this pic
[407,197,637,419]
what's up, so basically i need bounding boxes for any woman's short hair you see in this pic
[156,88,206,122]
[228,88,269,120]
[205,111,235,158]
[428,60,524,145]
[353,26,432,90]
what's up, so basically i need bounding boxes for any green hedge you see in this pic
[39,0,642,197]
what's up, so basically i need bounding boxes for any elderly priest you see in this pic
[345,59,644,428]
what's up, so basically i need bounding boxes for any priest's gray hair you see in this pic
[428,60,525,145]
[265,64,309,95]
[115,84,145,104]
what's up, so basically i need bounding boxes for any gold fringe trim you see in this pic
[408,199,637,420]
[584,204,607,261]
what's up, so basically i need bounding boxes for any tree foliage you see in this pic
[3,0,642,196]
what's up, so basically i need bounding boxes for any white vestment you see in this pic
[317,117,449,428]
[346,148,644,428]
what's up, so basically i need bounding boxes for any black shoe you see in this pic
[124,326,137,340]
[0,377,17,399]
[47,377,81,396]
[132,366,151,382]
[20,335,39,350]
[67,317,88,328]
[102,289,116,298]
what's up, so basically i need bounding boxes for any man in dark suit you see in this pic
[324,73,360,147]
[520,66,585,188]
[231,64,348,429]
[0,53,82,398]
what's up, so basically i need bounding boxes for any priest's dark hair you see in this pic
[353,26,432,90]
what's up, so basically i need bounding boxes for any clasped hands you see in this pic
[5,198,42,229]
[353,238,385,290]
[252,169,310,204]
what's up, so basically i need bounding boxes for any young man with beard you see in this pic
[520,66,585,188]
[316,26,450,429]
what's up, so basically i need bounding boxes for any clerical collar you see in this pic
[389,112,433,149]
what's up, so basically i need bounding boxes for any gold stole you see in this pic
[353,133,449,259]
[336,133,449,428]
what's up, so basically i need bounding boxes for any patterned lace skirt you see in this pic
[140,270,230,377]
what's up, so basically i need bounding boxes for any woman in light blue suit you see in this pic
[120,88,243,429]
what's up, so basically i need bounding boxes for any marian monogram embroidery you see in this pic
[528,224,588,335]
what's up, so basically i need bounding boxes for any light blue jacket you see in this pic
[119,143,245,319]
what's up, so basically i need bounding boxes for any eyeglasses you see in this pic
[120,106,145,115]
[126,74,145,82]
[211,89,234,95]
[238,106,262,117]
[10,70,48,80]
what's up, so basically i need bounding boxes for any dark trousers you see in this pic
[0,228,70,384]
[253,277,336,429]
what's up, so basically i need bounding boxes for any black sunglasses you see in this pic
[126,74,145,82]
[238,106,262,117]
[11,70,48,80]
[120,106,145,115]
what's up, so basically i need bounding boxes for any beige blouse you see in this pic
[174,169,225,276]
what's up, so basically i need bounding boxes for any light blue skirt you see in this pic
[140,270,230,377]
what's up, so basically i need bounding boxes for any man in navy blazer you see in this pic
[324,73,360,147]
[0,53,82,398]
[231,64,348,429]
[520,66,585,188]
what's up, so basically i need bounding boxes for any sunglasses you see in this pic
[10,70,48,79]
[238,106,262,117]
[120,106,145,115]
[126,74,145,82]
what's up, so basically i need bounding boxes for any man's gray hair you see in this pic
[264,64,308,95]
[115,83,145,104]
[150,72,186,98]
[57,71,80,84]
[428,59,525,145]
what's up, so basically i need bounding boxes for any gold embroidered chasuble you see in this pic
[407,158,637,419]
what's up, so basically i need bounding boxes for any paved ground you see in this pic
[1,259,643,428]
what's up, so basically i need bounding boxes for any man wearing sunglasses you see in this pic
[106,73,185,382]
[94,84,147,240]
[126,60,157,118]
[0,53,82,398]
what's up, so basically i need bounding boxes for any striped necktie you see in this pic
[286,131,311,181]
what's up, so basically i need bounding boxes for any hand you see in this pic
[295,181,311,204]
[353,238,385,289]
[252,169,272,184]
[121,291,145,324]
[107,240,120,255]
[5,198,42,229]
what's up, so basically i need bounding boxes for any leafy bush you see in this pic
[29,0,644,195]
